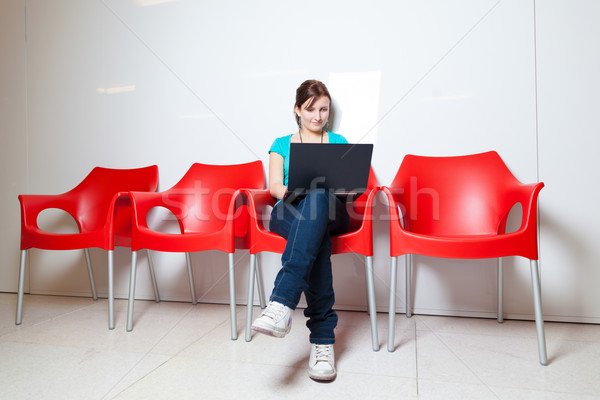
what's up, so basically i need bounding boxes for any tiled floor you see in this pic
[1,293,599,399]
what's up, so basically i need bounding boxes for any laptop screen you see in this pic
[286,143,373,201]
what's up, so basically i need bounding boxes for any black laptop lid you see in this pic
[286,143,373,200]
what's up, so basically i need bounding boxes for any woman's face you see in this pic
[296,96,330,134]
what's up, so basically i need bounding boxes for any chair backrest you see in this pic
[390,151,522,236]
[65,165,159,233]
[164,161,265,234]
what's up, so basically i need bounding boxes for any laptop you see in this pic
[285,143,373,202]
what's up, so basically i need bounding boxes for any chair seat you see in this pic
[131,225,234,253]
[393,229,535,259]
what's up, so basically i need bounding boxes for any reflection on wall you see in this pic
[329,71,381,144]
[96,84,136,95]
[135,0,177,7]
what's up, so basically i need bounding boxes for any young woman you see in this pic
[251,80,350,381]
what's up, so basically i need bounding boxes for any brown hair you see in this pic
[294,80,332,127]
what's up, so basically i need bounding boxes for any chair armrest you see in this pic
[243,188,277,205]
[19,194,80,233]
[110,192,135,237]
[381,186,404,223]
[239,189,276,231]
[505,182,545,233]
[128,191,184,232]
[348,186,379,213]
[346,186,380,228]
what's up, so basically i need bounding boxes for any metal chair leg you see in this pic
[245,253,257,342]
[228,253,237,340]
[497,258,504,323]
[108,250,115,330]
[406,254,412,318]
[530,260,548,365]
[255,254,266,309]
[388,256,398,352]
[84,248,98,301]
[16,250,27,325]
[126,251,138,332]
[185,253,196,305]
[365,256,379,351]
[147,249,160,303]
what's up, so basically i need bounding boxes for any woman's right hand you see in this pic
[268,152,287,199]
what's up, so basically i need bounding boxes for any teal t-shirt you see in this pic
[269,132,348,186]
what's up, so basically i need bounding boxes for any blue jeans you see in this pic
[269,189,350,344]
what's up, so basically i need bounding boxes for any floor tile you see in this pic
[1,299,224,356]
[101,353,171,399]
[490,386,600,400]
[0,341,147,400]
[111,357,418,399]
[415,330,483,385]
[147,303,234,356]
[427,330,600,396]
[417,380,499,400]
[335,310,417,378]
[0,293,98,335]
[416,314,540,337]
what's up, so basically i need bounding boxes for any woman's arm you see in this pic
[269,152,287,199]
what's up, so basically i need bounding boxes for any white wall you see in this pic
[1,0,598,323]
[0,0,28,299]
[536,0,600,323]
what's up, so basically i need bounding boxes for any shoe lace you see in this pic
[313,345,333,362]
[262,301,286,321]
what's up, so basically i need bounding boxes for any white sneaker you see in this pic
[251,301,292,338]
[308,344,336,381]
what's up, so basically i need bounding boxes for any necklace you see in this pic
[299,130,324,143]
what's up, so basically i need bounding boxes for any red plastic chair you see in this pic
[126,161,265,339]
[243,168,381,351]
[382,151,547,365]
[17,165,159,329]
